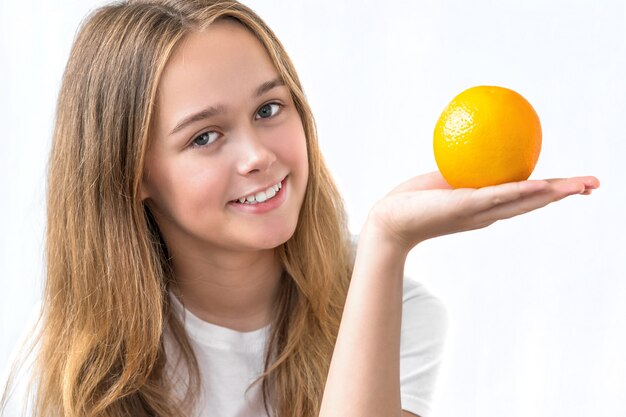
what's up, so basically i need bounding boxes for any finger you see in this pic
[467,175,599,213]
[468,180,551,213]
[472,179,591,224]
[545,175,600,190]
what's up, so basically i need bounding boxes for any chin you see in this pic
[254,226,297,250]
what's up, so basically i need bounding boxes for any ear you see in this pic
[139,183,149,202]
[139,171,151,202]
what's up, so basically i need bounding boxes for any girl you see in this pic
[0,1,599,416]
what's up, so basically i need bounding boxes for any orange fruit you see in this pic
[433,85,542,188]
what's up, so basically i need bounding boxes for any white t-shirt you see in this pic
[2,278,447,417]
[164,276,448,417]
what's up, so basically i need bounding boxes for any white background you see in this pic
[1,1,625,416]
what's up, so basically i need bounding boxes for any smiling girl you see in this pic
[0,1,599,417]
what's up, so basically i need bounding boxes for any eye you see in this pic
[255,102,282,119]
[191,130,220,148]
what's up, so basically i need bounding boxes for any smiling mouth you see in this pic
[230,177,286,205]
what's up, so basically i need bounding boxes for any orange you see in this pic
[433,85,542,188]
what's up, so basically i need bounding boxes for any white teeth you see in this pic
[255,191,268,203]
[234,179,283,204]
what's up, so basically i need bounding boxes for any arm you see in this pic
[318,224,409,416]
[319,172,599,417]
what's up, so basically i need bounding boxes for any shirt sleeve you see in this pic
[399,277,449,417]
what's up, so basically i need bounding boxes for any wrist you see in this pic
[352,228,409,287]
[358,216,415,260]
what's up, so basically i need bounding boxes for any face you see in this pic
[141,20,309,257]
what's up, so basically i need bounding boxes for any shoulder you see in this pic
[400,277,448,344]
[398,278,448,417]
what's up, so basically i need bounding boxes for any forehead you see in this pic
[155,20,280,125]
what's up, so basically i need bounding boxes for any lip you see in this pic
[229,175,287,203]
[227,176,288,214]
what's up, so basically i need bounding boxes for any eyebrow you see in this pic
[168,77,286,136]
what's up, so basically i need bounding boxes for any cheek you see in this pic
[278,117,309,170]
[144,155,228,216]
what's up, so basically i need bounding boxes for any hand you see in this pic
[364,171,600,254]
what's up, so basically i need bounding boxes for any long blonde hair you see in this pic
[1,1,353,416]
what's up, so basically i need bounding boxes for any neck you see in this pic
[169,247,283,332]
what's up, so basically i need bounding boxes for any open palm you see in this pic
[366,171,600,252]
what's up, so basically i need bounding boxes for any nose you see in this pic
[235,128,277,176]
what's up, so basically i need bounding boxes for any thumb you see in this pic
[387,171,453,195]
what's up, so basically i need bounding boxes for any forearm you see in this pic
[319,223,410,417]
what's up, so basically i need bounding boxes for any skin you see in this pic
[140,16,601,417]
[141,20,309,332]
